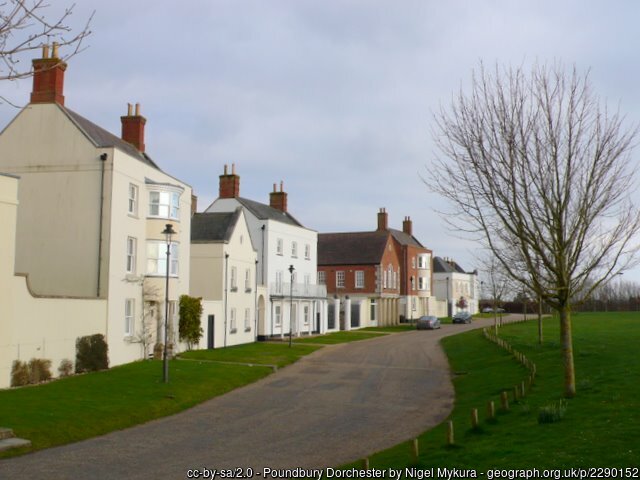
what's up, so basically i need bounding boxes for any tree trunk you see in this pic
[559,304,576,397]
[537,295,543,344]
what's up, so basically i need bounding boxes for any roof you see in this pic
[389,228,425,248]
[236,197,303,227]
[433,256,467,274]
[61,106,161,171]
[191,209,242,243]
[318,231,390,266]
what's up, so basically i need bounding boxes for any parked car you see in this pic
[452,311,472,324]
[416,315,441,330]
[482,307,493,313]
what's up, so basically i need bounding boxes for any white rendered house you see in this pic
[433,256,480,315]
[0,47,192,368]
[190,208,264,348]
[205,165,328,339]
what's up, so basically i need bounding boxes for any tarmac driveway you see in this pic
[0,316,510,479]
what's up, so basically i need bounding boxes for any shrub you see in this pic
[179,295,203,350]
[538,399,568,424]
[58,358,74,377]
[10,360,30,387]
[28,358,52,383]
[75,334,109,373]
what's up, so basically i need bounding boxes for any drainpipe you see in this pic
[224,253,229,347]
[97,152,107,297]
[254,259,258,341]
[260,224,266,284]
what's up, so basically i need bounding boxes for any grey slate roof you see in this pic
[236,197,303,227]
[318,231,390,266]
[389,228,424,248]
[61,106,161,170]
[191,210,241,243]
[433,256,467,273]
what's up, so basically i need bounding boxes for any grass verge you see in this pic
[179,342,321,367]
[293,331,388,344]
[344,311,640,470]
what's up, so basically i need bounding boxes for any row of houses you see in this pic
[0,48,478,388]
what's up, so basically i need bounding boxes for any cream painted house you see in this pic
[0,48,192,369]
[190,208,264,348]
[205,166,328,339]
[433,256,480,315]
[0,174,106,388]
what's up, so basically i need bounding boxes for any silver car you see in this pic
[416,315,441,330]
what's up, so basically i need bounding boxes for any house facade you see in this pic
[433,256,480,315]
[205,165,328,339]
[190,208,264,348]
[0,47,192,368]
[318,209,437,328]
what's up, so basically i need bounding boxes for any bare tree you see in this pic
[431,62,640,397]
[1,0,93,105]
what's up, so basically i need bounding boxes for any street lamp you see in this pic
[288,264,295,348]
[445,276,450,317]
[161,223,176,383]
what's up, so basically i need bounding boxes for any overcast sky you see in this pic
[2,0,640,282]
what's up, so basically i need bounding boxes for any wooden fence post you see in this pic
[446,420,455,445]
[487,400,495,420]
[500,391,509,411]
[471,408,479,429]
[411,438,419,461]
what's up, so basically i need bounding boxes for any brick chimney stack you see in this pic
[120,103,146,152]
[30,43,67,105]
[219,164,240,198]
[403,216,413,236]
[269,181,288,212]
[377,208,388,231]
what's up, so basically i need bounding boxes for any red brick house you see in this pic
[318,209,435,328]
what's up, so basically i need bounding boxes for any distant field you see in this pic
[344,311,640,470]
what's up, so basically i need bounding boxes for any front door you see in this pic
[207,315,215,349]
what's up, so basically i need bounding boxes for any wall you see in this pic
[0,175,106,389]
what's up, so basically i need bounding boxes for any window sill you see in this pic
[245,288,252,293]
[230,287,238,292]
[230,328,237,334]
[244,327,251,332]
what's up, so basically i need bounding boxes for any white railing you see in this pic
[269,282,327,298]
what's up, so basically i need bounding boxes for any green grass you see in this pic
[179,341,321,367]
[0,359,271,458]
[345,311,640,470]
[362,325,415,332]
[293,331,388,344]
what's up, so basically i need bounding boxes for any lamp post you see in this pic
[445,276,450,317]
[288,264,295,348]
[161,223,176,383]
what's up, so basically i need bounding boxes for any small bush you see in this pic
[28,358,52,383]
[76,334,109,373]
[10,360,30,387]
[58,358,74,377]
[538,399,568,424]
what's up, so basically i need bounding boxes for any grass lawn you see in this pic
[345,311,640,470]
[179,342,321,367]
[0,359,271,458]
[293,330,388,344]
[362,325,416,333]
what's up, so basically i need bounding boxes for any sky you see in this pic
[2,0,640,282]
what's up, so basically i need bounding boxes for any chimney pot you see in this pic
[52,42,59,58]
[135,103,140,116]
[377,208,389,231]
[232,163,236,174]
[270,181,288,212]
[42,44,50,59]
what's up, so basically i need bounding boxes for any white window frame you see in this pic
[245,269,251,291]
[355,270,365,289]
[318,271,326,285]
[244,308,251,331]
[146,241,179,276]
[125,298,135,337]
[230,308,237,333]
[148,190,180,220]
[126,236,137,274]
[230,266,237,291]
[304,244,311,260]
[276,238,283,256]
[291,241,298,258]
[275,305,282,326]
[128,183,138,216]
[303,305,310,325]
[336,271,345,288]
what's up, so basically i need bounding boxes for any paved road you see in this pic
[0,316,515,479]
